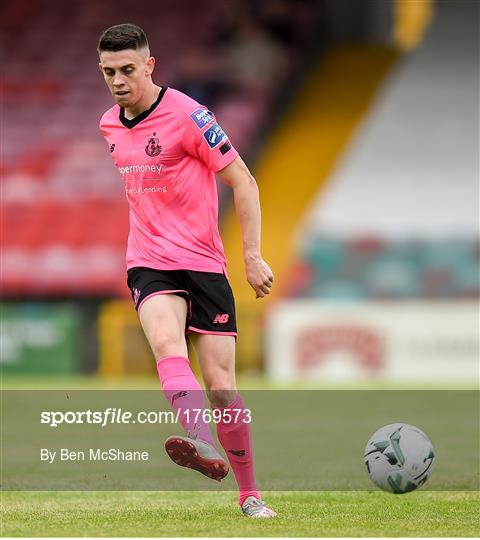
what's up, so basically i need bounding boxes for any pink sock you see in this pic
[156,355,215,447]
[213,393,261,506]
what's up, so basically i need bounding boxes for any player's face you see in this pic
[99,48,155,108]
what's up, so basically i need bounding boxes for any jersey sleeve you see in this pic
[181,106,239,172]
[99,106,118,140]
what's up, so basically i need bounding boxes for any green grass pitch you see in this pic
[1,490,479,537]
[2,376,478,536]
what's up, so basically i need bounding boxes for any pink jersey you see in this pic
[100,87,238,273]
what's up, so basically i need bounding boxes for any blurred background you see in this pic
[1,0,478,386]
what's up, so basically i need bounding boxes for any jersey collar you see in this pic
[119,86,168,129]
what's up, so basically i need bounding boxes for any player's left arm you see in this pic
[217,156,274,298]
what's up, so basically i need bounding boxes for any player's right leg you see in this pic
[131,281,228,481]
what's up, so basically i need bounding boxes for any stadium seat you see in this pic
[1,0,316,295]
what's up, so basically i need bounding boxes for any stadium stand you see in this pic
[292,0,479,301]
[296,237,480,300]
[1,0,317,296]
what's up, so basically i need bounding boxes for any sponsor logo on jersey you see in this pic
[203,123,227,149]
[118,164,163,175]
[190,108,215,129]
[145,133,162,156]
[125,185,167,195]
[213,313,230,324]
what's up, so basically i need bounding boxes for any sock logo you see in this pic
[172,391,188,403]
[228,449,245,457]
[213,313,229,324]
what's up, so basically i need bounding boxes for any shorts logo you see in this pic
[190,108,215,129]
[213,313,229,324]
[145,133,162,157]
[109,143,115,153]
[133,288,141,304]
[203,123,227,149]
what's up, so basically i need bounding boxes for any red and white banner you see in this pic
[265,301,478,383]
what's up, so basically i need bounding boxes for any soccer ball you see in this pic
[364,423,435,493]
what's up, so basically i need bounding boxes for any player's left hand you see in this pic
[244,255,274,299]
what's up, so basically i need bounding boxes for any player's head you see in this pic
[98,24,155,108]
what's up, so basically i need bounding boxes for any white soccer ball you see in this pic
[364,423,435,493]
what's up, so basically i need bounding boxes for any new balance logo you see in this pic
[228,449,245,457]
[213,313,229,324]
[172,391,188,403]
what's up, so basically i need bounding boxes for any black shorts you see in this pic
[127,267,237,336]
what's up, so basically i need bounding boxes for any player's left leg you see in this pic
[192,333,277,518]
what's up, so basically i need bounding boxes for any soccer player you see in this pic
[98,24,276,518]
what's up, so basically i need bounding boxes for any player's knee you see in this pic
[206,366,237,407]
[208,388,237,408]
[204,363,234,388]
[149,330,185,359]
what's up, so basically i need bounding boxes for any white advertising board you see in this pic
[265,301,478,383]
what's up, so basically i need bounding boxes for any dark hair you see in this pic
[97,24,149,53]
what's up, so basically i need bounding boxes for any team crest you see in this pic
[145,133,162,157]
